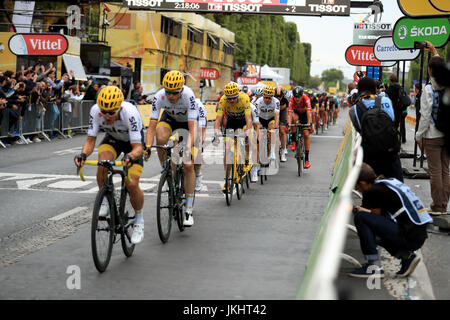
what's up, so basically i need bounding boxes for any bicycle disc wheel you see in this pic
[225,164,234,206]
[175,168,186,232]
[119,188,135,257]
[296,139,303,177]
[156,171,173,243]
[91,187,114,273]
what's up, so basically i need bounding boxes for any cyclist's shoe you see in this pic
[222,185,229,194]
[305,161,311,169]
[283,148,288,155]
[290,141,296,151]
[250,167,258,182]
[183,208,194,227]
[131,223,144,244]
[280,150,287,162]
[99,201,110,217]
[269,151,276,161]
[195,174,203,192]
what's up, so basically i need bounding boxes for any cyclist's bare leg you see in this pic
[155,126,171,165]
[291,113,299,140]
[183,161,196,195]
[97,150,115,188]
[125,174,144,211]
[280,125,287,150]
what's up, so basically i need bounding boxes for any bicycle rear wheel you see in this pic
[296,138,303,177]
[174,168,186,232]
[119,188,135,257]
[91,187,114,273]
[225,164,234,206]
[236,164,244,200]
[156,171,173,243]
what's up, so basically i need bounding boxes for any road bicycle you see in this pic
[222,131,250,206]
[78,160,135,273]
[152,135,190,243]
[259,128,279,185]
[289,123,311,177]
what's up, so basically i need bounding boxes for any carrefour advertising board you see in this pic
[123,0,351,16]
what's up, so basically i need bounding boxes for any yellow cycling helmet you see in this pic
[223,82,239,97]
[162,70,185,91]
[97,85,124,111]
[263,86,275,97]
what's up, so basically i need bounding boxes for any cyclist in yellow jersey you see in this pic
[213,82,253,192]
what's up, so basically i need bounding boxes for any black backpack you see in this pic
[397,86,411,111]
[430,84,450,154]
[357,96,400,156]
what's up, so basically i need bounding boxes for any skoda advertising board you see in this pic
[393,17,450,49]
[397,0,450,18]
[123,0,351,16]
[345,45,395,67]
[374,36,420,61]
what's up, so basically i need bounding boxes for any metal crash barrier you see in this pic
[0,100,95,147]
[296,120,363,299]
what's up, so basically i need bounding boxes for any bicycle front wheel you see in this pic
[236,164,244,200]
[120,188,135,257]
[91,187,114,273]
[156,171,173,243]
[296,138,303,177]
[174,167,186,232]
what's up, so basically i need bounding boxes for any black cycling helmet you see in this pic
[293,86,303,97]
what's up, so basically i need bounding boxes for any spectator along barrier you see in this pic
[297,120,363,299]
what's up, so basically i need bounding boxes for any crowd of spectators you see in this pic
[0,62,124,147]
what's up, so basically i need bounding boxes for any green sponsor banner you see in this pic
[393,17,450,49]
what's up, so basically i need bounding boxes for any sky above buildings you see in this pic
[284,0,405,79]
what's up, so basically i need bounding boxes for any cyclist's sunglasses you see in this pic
[263,96,272,99]
[165,90,181,96]
[101,109,119,116]
[227,96,238,101]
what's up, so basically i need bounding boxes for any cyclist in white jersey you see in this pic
[145,70,199,227]
[254,86,280,161]
[195,98,207,192]
[74,86,146,244]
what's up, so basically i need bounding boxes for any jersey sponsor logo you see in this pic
[89,115,94,130]
[129,116,138,131]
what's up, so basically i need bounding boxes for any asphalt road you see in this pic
[0,112,345,300]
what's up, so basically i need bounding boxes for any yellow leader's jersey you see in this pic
[217,92,252,120]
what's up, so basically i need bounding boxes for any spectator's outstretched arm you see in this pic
[425,41,438,56]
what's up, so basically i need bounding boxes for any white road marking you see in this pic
[49,207,88,221]
[311,135,344,139]
[16,178,58,189]
[47,180,92,189]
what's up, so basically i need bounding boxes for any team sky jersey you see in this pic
[288,95,311,114]
[196,98,207,128]
[250,102,259,124]
[254,96,280,120]
[217,92,252,120]
[88,101,143,144]
[151,85,198,122]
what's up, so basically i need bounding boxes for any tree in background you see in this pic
[204,14,311,85]
[308,76,322,90]
[321,68,344,92]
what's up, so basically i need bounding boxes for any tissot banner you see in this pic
[123,0,351,16]
[374,36,420,61]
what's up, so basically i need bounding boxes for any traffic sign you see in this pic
[374,36,420,61]
[345,45,395,67]
[393,16,450,49]
[397,0,450,18]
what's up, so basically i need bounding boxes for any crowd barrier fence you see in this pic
[296,120,363,299]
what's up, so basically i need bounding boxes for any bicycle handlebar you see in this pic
[77,160,132,183]
[288,123,312,128]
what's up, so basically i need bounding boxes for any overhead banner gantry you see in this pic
[123,0,351,16]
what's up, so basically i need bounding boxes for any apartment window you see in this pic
[187,27,203,45]
[223,42,234,55]
[161,16,182,38]
[207,34,220,50]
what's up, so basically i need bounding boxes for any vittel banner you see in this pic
[374,36,420,61]
[393,17,450,49]
[238,77,259,85]
[345,44,395,67]
[8,34,68,56]
[200,68,219,80]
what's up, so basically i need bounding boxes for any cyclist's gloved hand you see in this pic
[122,154,134,168]
[144,145,151,161]
[74,153,87,167]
